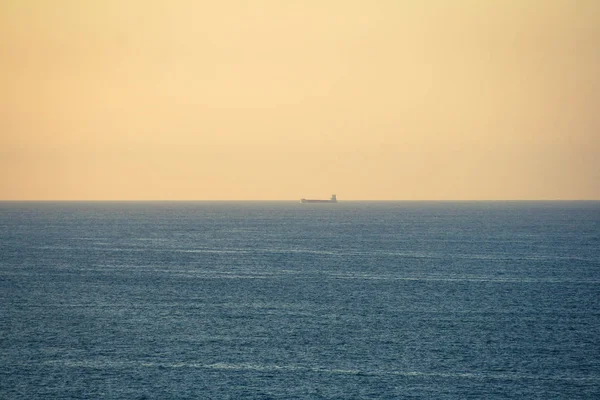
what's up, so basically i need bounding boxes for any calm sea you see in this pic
[1,201,599,399]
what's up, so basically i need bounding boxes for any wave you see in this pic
[31,244,598,264]
[44,359,600,382]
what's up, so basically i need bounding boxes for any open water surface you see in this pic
[1,201,599,398]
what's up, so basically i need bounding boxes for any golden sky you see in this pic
[1,0,599,200]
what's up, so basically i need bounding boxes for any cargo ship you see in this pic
[300,194,337,203]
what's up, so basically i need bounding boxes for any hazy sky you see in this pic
[2,0,599,200]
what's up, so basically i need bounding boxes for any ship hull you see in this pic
[300,199,337,203]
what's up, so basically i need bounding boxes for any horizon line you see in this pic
[1,199,599,202]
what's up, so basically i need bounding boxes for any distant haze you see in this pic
[2,0,599,200]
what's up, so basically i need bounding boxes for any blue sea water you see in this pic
[1,201,599,399]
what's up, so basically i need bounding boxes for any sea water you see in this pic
[1,201,599,399]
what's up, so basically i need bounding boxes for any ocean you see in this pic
[1,201,599,399]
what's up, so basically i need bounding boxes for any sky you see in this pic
[1,0,599,200]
